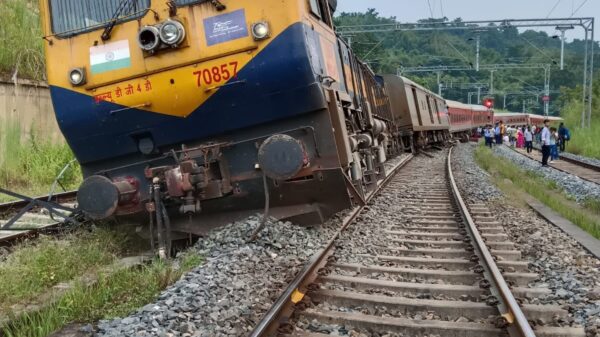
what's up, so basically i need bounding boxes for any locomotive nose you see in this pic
[77,175,138,220]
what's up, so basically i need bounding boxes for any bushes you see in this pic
[0,121,81,198]
[557,75,600,159]
[0,0,44,80]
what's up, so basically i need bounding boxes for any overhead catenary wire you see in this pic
[519,35,558,64]
[445,40,473,66]
[571,0,589,17]
[546,0,561,18]
[426,0,434,18]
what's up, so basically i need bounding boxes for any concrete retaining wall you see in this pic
[0,79,63,144]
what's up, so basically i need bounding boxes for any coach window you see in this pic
[309,0,333,27]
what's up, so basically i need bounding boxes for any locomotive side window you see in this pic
[309,0,333,27]
[49,0,150,36]
[309,0,322,19]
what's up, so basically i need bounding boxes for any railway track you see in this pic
[250,148,585,337]
[513,147,600,185]
[0,190,78,244]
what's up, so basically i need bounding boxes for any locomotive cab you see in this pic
[40,0,400,251]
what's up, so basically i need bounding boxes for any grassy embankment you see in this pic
[0,0,80,201]
[475,144,600,239]
[0,0,44,80]
[558,75,600,159]
[0,121,81,202]
[0,229,202,337]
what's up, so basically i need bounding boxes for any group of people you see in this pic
[479,121,571,167]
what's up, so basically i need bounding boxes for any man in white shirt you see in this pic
[524,126,533,153]
[541,119,551,166]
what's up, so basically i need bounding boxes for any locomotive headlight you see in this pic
[68,68,86,86]
[159,20,185,46]
[251,22,270,41]
[137,26,161,52]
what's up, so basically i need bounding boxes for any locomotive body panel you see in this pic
[40,0,396,229]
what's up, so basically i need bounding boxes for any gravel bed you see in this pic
[291,153,495,336]
[94,214,344,337]
[451,143,502,204]
[93,153,412,337]
[453,143,600,336]
[561,151,600,168]
[532,144,600,168]
[494,145,600,203]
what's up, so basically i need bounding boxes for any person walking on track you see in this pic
[558,122,570,152]
[484,125,493,148]
[550,127,559,162]
[517,127,525,148]
[541,119,551,166]
[494,123,502,145]
[525,126,533,153]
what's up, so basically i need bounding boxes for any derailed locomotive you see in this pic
[40,0,400,235]
[39,0,490,248]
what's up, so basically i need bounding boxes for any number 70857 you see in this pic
[193,61,239,87]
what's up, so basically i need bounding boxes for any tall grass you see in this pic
[559,100,600,159]
[475,145,600,239]
[2,252,202,337]
[0,230,128,309]
[0,121,81,198]
[0,0,44,80]
[557,74,600,159]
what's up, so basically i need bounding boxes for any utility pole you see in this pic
[437,71,442,96]
[556,25,574,70]
[477,86,482,104]
[581,28,588,128]
[544,65,551,116]
[475,32,481,72]
[490,70,496,95]
[587,21,594,128]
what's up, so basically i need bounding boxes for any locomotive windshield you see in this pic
[49,0,150,36]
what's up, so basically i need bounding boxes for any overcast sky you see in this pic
[336,0,599,40]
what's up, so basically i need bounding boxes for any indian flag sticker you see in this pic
[90,40,131,75]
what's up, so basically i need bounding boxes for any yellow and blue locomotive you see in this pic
[39,0,400,244]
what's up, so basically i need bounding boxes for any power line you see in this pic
[426,0,434,18]
[445,40,473,66]
[362,37,387,60]
[546,0,561,18]
[519,35,557,64]
[571,0,589,17]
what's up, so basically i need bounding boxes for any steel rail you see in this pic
[247,154,414,337]
[447,147,535,337]
[0,190,77,213]
[555,153,600,173]
[512,146,600,185]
